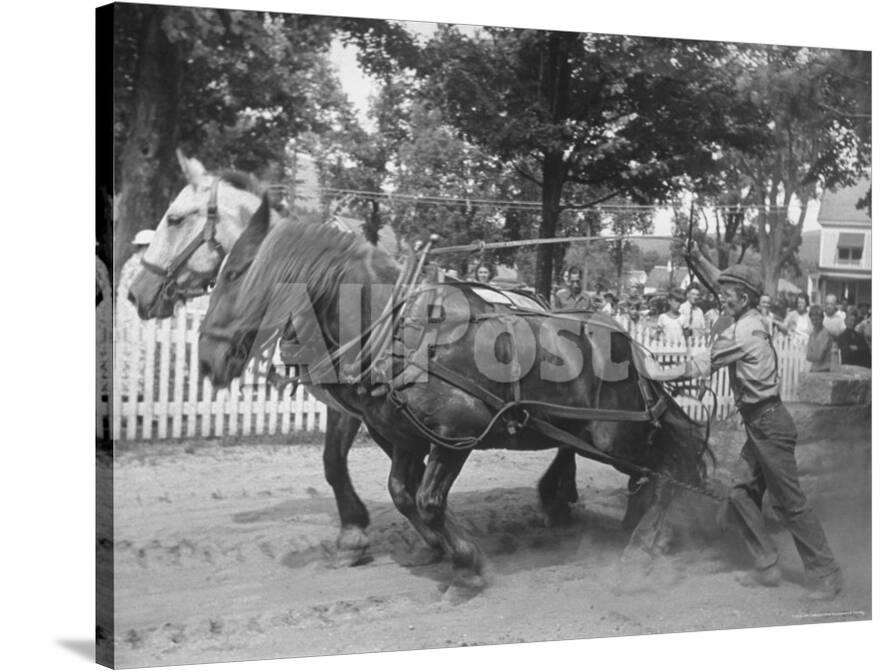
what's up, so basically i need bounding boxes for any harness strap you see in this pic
[386,361,657,477]
[424,359,667,424]
[524,415,647,477]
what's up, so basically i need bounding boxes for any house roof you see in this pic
[817,178,871,225]
[630,237,672,261]
[644,266,690,289]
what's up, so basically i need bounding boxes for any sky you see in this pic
[327,22,822,236]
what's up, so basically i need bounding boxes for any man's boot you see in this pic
[737,563,782,588]
[805,570,843,601]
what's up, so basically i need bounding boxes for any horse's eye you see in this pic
[224,268,243,282]
[167,214,185,226]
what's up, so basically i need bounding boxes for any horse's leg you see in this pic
[538,448,578,526]
[416,446,485,596]
[385,442,446,565]
[322,411,374,567]
[622,474,656,531]
[623,476,675,561]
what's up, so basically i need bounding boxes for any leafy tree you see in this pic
[316,76,416,247]
[111,6,416,278]
[420,29,768,297]
[686,46,871,295]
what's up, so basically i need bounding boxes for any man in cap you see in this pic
[552,265,595,311]
[643,249,843,601]
[679,282,706,338]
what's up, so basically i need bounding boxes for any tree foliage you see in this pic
[111,5,416,277]
[418,29,769,296]
[686,46,871,294]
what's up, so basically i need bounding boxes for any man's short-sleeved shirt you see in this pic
[823,312,846,337]
[686,308,779,406]
[552,288,594,311]
[679,301,706,335]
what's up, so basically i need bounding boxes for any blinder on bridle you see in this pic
[140,177,227,303]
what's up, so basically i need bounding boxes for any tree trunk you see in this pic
[535,151,565,297]
[115,6,183,280]
[365,199,381,245]
[715,211,729,270]
[533,32,573,298]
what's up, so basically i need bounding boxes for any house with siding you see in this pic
[815,177,872,306]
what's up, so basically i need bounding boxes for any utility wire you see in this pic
[275,184,793,214]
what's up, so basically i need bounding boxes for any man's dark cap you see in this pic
[718,264,763,296]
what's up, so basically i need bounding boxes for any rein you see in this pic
[140,177,227,301]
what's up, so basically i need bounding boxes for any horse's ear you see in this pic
[248,192,273,234]
[176,148,207,187]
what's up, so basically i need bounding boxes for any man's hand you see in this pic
[642,356,688,382]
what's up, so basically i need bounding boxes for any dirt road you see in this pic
[108,437,871,668]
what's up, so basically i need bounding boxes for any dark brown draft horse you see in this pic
[197,194,584,565]
[201,204,712,596]
[197,194,376,566]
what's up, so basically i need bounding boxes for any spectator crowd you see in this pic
[547,265,871,371]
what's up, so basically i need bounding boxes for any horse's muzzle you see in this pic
[128,269,176,319]
[197,333,251,389]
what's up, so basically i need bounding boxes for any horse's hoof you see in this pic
[443,571,486,604]
[333,527,372,568]
[333,547,372,568]
[620,546,654,572]
[542,502,574,528]
[400,545,445,567]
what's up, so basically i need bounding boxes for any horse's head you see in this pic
[198,192,275,388]
[127,152,262,319]
[201,212,402,389]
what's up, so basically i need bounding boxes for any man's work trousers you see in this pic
[728,401,840,580]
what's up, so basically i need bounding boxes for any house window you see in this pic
[836,232,864,265]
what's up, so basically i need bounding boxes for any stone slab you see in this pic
[710,403,870,478]
[797,366,872,406]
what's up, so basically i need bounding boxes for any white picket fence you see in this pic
[97,312,811,441]
[100,310,329,441]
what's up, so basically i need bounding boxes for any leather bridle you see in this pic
[140,177,227,302]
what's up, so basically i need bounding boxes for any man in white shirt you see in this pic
[679,283,706,338]
[822,293,847,337]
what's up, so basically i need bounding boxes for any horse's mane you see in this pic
[232,215,400,342]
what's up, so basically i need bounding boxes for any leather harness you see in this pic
[279,283,671,464]
[140,178,227,301]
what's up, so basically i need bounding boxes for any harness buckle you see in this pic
[505,408,531,435]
